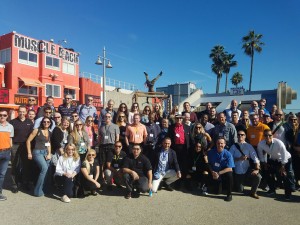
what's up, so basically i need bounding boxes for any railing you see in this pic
[79,72,137,91]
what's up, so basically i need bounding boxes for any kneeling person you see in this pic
[122,145,152,199]
[152,138,181,192]
[104,141,127,190]
[229,129,261,199]
[207,137,235,202]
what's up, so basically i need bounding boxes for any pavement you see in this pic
[1,177,300,225]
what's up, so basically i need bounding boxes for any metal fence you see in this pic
[79,71,137,91]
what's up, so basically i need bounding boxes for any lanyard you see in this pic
[193,153,202,166]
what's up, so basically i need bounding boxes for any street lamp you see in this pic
[95,47,112,106]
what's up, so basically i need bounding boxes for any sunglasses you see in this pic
[87,120,93,122]
[28,99,35,101]
[65,98,72,100]
[54,117,61,119]
[196,127,202,129]
[237,134,245,136]
[0,114,8,117]
[276,114,283,116]
[75,124,83,126]
[72,115,78,117]
[88,154,95,156]
[119,116,125,118]
[43,121,51,124]
[264,134,272,137]
[145,109,150,111]
[115,145,122,148]
[88,99,93,102]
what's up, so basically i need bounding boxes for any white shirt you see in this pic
[257,138,291,164]
[55,156,81,176]
[229,142,259,174]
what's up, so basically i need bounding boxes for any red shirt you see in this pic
[174,123,185,145]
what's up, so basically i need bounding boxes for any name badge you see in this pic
[150,133,154,137]
[135,134,140,138]
[81,142,85,146]
[45,142,50,147]
[105,136,109,140]
[114,164,119,168]
[122,131,126,135]
[156,122,160,125]
[214,162,220,167]
[64,139,68,144]
[89,138,93,144]
[176,133,180,137]
[192,166,196,171]
[89,174,93,179]
[219,133,223,137]
[251,135,255,139]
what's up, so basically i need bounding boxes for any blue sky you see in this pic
[1,0,299,111]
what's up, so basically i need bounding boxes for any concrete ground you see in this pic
[1,178,299,225]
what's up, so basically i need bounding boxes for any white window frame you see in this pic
[18,50,38,67]
[18,80,38,95]
[62,61,75,75]
[45,83,61,98]
[45,55,60,70]
[0,48,11,64]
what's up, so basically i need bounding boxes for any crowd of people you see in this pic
[0,95,299,203]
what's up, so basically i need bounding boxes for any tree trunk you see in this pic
[249,51,254,91]
[216,75,220,93]
[225,73,228,93]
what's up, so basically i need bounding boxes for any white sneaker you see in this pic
[61,195,71,203]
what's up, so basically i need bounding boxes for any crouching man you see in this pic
[151,137,181,192]
[122,144,152,199]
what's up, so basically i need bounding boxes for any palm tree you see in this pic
[209,45,225,93]
[223,53,237,92]
[231,72,243,87]
[242,30,264,91]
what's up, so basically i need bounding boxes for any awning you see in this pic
[64,85,80,90]
[18,77,44,87]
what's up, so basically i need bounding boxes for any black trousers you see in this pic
[209,171,233,196]
[54,175,75,197]
[124,173,148,193]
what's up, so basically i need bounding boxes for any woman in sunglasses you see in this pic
[26,117,53,197]
[54,144,80,203]
[128,103,140,124]
[116,103,129,122]
[190,122,212,151]
[85,116,98,149]
[116,112,128,154]
[68,120,90,161]
[81,149,100,196]
[51,117,72,165]
[141,105,152,125]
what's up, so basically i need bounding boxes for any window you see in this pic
[46,56,60,70]
[18,50,37,66]
[64,88,76,99]
[63,62,75,75]
[46,84,61,97]
[18,81,37,95]
[0,48,11,64]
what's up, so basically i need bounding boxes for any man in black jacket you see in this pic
[151,138,181,192]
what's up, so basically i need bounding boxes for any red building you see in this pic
[0,31,85,109]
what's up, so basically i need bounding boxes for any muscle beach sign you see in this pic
[14,34,79,64]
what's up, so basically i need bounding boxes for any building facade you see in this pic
[0,31,81,108]
[156,82,197,106]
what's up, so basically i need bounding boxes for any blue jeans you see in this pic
[0,149,11,193]
[32,149,50,196]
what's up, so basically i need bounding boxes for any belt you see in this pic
[0,148,11,152]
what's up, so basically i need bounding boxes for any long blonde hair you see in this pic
[83,148,96,174]
[63,144,80,161]
[70,120,88,143]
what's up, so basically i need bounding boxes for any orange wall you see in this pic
[79,77,102,108]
